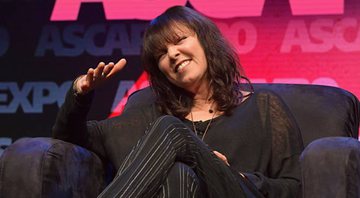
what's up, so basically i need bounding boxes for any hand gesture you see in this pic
[74,58,127,95]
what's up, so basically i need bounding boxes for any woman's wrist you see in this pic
[73,75,85,96]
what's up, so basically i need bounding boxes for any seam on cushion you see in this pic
[40,139,57,198]
[40,140,74,197]
[40,139,105,197]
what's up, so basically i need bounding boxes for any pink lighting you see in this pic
[51,0,186,21]
[51,0,345,21]
[289,0,344,15]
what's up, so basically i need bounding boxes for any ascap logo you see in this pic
[281,18,360,53]
[50,0,344,21]
[34,21,257,56]
[34,18,360,57]
[35,23,147,57]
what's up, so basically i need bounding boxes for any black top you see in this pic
[53,86,303,198]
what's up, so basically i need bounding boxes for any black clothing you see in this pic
[53,87,303,197]
[98,115,260,198]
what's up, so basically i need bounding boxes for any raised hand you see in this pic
[74,58,127,95]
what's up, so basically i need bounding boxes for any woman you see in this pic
[53,6,303,198]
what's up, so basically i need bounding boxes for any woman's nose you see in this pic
[167,45,180,59]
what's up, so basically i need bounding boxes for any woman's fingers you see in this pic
[93,62,105,79]
[102,62,114,77]
[93,59,126,79]
[213,151,230,166]
[107,58,127,77]
[86,68,95,87]
[74,59,127,95]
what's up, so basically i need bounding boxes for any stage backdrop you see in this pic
[1,0,359,155]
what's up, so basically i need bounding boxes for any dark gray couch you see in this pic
[1,84,359,197]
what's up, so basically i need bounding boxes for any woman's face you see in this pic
[157,25,208,93]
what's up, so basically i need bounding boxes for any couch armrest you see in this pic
[300,137,360,198]
[0,137,106,198]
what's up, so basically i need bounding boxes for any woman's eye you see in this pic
[176,36,187,44]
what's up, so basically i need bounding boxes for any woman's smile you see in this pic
[175,59,191,73]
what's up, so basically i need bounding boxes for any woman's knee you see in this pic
[164,162,202,197]
[167,162,198,182]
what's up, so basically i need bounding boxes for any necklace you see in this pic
[190,110,216,141]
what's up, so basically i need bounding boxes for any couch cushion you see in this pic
[0,137,106,198]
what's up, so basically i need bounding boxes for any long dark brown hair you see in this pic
[142,6,248,118]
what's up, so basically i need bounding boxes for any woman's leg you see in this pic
[97,115,250,198]
[156,162,204,198]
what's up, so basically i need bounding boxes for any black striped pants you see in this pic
[98,115,261,198]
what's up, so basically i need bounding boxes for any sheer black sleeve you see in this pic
[52,83,107,159]
[244,90,304,198]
